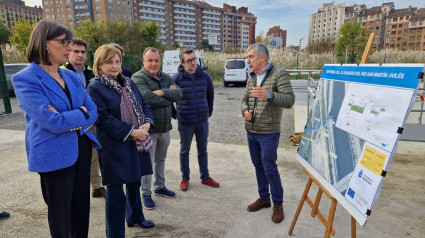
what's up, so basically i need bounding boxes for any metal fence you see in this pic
[0,48,12,115]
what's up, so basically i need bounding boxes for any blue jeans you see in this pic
[105,181,146,238]
[247,132,283,206]
[178,120,209,180]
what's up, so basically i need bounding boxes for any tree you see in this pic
[255,31,270,46]
[223,46,242,54]
[9,19,35,51]
[73,19,160,71]
[200,39,214,52]
[335,23,370,63]
[73,18,106,51]
[306,39,335,53]
[0,24,10,44]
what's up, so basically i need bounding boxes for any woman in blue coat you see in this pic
[12,21,101,237]
[87,44,155,238]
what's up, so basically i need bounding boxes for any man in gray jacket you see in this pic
[241,43,295,223]
[132,47,183,209]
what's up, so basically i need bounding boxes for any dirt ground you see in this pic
[0,127,424,238]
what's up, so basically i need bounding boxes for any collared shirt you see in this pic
[73,65,87,88]
[154,72,164,81]
[255,63,272,86]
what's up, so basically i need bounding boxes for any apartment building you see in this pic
[385,7,421,50]
[0,0,42,29]
[43,0,225,50]
[308,2,345,46]
[344,3,394,50]
[43,0,133,26]
[238,6,256,49]
[222,3,256,50]
[41,0,257,51]
[310,2,425,51]
[267,25,286,48]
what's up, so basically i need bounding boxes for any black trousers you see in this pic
[39,135,92,238]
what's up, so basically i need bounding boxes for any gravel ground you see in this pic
[1,83,295,146]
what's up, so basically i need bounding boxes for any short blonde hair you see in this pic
[93,44,122,76]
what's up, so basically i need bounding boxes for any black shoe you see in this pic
[92,187,106,198]
[127,220,155,229]
[0,211,10,220]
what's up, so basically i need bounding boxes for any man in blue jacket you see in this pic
[173,49,219,191]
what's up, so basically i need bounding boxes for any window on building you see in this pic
[393,17,397,22]
[109,12,114,17]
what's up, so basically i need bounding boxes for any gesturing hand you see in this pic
[251,85,268,100]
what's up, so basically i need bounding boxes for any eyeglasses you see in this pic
[50,38,73,47]
[183,57,197,64]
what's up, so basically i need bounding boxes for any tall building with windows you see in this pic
[385,6,419,50]
[267,25,286,49]
[0,0,42,29]
[41,0,255,51]
[309,2,345,46]
[222,3,256,50]
[133,0,222,50]
[238,6,256,49]
[310,2,425,51]
[42,0,133,26]
[344,3,394,50]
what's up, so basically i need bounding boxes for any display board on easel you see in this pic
[296,63,425,225]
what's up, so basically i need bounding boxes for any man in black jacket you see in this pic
[62,38,106,198]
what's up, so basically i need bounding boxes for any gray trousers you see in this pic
[141,131,171,196]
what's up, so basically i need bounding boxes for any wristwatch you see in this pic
[267,92,273,101]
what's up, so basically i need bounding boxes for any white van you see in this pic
[223,58,251,87]
[162,50,205,77]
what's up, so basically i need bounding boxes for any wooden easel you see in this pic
[288,168,357,238]
[288,32,376,237]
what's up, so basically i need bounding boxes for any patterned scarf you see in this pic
[97,72,151,151]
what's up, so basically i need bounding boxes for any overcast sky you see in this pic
[23,0,425,46]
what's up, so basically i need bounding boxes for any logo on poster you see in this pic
[358,170,363,178]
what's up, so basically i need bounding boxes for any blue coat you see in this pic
[12,62,101,173]
[172,65,214,125]
[87,76,154,186]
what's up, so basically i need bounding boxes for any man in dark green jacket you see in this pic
[241,43,295,224]
[132,47,183,210]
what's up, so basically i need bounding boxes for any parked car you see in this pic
[223,58,250,87]
[162,50,206,77]
[4,63,29,96]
